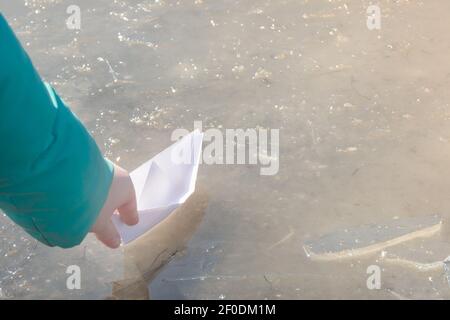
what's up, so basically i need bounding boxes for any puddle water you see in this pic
[3,0,450,299]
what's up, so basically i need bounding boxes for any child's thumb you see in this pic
[118,190,139,226]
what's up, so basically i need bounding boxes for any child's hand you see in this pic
[90,164,139,248]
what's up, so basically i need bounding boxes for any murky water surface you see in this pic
[3,0,450,299]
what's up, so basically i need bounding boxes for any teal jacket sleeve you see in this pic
[0,14,114,248]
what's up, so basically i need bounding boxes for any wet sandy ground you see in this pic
[3,0,450,299]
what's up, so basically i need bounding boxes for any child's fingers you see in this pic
[91,162,138,249]
[112,163,139,226]
[118,191,139,226]
[94,218,121,249]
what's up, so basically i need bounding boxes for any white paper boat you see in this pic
[112,130,204,244]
